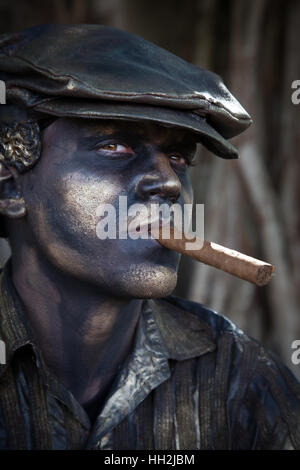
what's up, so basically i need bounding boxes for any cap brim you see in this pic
[32,99,239,159]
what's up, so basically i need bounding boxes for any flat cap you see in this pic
[0,24,252,159]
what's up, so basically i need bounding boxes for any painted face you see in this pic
[19,118,197,298]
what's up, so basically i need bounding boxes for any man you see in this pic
[0,23,299,450]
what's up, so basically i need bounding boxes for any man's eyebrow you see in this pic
[78,130,139,148]
[161,140,197,156]
[78,129,197,153]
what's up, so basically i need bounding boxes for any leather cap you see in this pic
[0,24,252,159]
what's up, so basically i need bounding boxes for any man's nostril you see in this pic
[147,190,179,203]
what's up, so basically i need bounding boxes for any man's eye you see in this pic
[96,143,134,154]
[169,153,190,167]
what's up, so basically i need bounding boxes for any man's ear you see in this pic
[0,162,26,218]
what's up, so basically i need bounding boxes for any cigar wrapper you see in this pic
[155,228,274,287]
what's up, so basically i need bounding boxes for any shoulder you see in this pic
[157,295,300,449]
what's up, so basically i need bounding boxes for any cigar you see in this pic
[155,227,274,286]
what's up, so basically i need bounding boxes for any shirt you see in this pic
[0,261,299,450]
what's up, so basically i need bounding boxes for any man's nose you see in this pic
[135,154,181,204]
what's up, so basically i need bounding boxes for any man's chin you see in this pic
[111,264,178,299]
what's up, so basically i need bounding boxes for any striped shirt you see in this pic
[0,262,299,450]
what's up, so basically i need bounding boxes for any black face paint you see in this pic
[15,118,195,300]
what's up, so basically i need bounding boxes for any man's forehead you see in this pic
[76,119,197,144]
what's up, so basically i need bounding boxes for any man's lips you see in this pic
[119,216,173,238]
[136,218,174,237]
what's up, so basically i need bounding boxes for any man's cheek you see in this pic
[58,175,123,238]
[181,180,193,205]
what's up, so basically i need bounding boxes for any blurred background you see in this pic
[0,0,299,377]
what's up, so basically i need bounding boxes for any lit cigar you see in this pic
[154,226,274,286]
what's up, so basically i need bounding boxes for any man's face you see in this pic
[18,118,197,298]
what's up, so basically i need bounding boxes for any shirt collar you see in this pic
[149,297,216,360]
[86,298,216,448]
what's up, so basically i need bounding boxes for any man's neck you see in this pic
[10,246,143,417]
